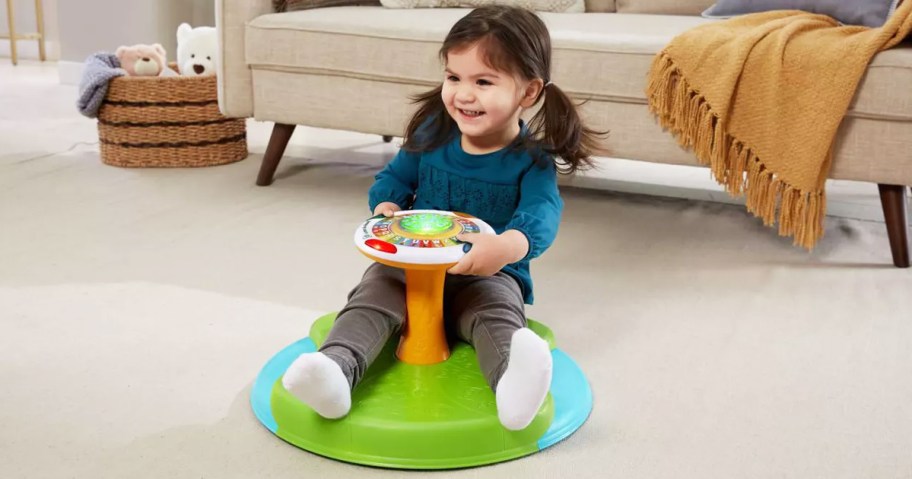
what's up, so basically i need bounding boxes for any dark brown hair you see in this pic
[401,5,606,174]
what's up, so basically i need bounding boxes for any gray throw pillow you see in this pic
[702,0,901,27]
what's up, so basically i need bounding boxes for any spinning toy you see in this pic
[251,210,592,469]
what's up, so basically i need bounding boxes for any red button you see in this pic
[365,239,397,254]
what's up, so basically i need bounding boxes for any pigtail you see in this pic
[401,85,456,153]
[527,83,607,174]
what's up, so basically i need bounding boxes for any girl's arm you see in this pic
[448,162,563,276]
[368,149,421,213]
[503,161,563,262]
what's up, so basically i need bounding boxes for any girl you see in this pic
[282,5,603,431]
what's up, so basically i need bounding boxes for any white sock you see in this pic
[495,327,553,431]
[281,352,351,419]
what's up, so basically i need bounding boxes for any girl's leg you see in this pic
[444,273,552,430]
[282,263,406,418]
[321,263,407,387]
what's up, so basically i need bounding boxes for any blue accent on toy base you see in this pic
[251,337,317,434]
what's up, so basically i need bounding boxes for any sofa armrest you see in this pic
[216,0,273,118]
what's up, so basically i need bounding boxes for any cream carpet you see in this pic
[1,62,911,479]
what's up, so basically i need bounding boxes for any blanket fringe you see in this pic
[646,52,826,249]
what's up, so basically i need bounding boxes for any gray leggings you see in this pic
[320,263,527,391]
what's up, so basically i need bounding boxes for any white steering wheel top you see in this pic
[354,209,495,266]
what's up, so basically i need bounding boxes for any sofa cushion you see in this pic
[246,6,912,121]
[616,0,716,15]
[377,0,585,13]
[273,0,380,12]
[585,0,614,12]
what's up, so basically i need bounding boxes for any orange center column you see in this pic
[397,267,450,364]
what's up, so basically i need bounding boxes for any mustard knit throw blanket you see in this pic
[646,2,912,249]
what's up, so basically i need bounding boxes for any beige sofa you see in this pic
[215,0,911,267]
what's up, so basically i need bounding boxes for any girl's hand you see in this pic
[373,202,401,217]
[447,230,529,276]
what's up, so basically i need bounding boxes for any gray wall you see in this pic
[57,0,215,63]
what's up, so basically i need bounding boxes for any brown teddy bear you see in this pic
[115,44,172,77]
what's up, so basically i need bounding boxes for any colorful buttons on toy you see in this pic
[355,210,494,266]
[365,238,398,254]
[399,213,454,235]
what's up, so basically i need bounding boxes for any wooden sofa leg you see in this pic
[878,184,910,268]
[257,123,296,186]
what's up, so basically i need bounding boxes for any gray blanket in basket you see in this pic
[77,52,126,118]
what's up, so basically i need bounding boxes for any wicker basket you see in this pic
[96,65,247,168]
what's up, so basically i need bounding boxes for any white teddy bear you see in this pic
[176,23,218,77]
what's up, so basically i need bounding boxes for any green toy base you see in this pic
[252,312,592,469]
[271,313,554,469]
